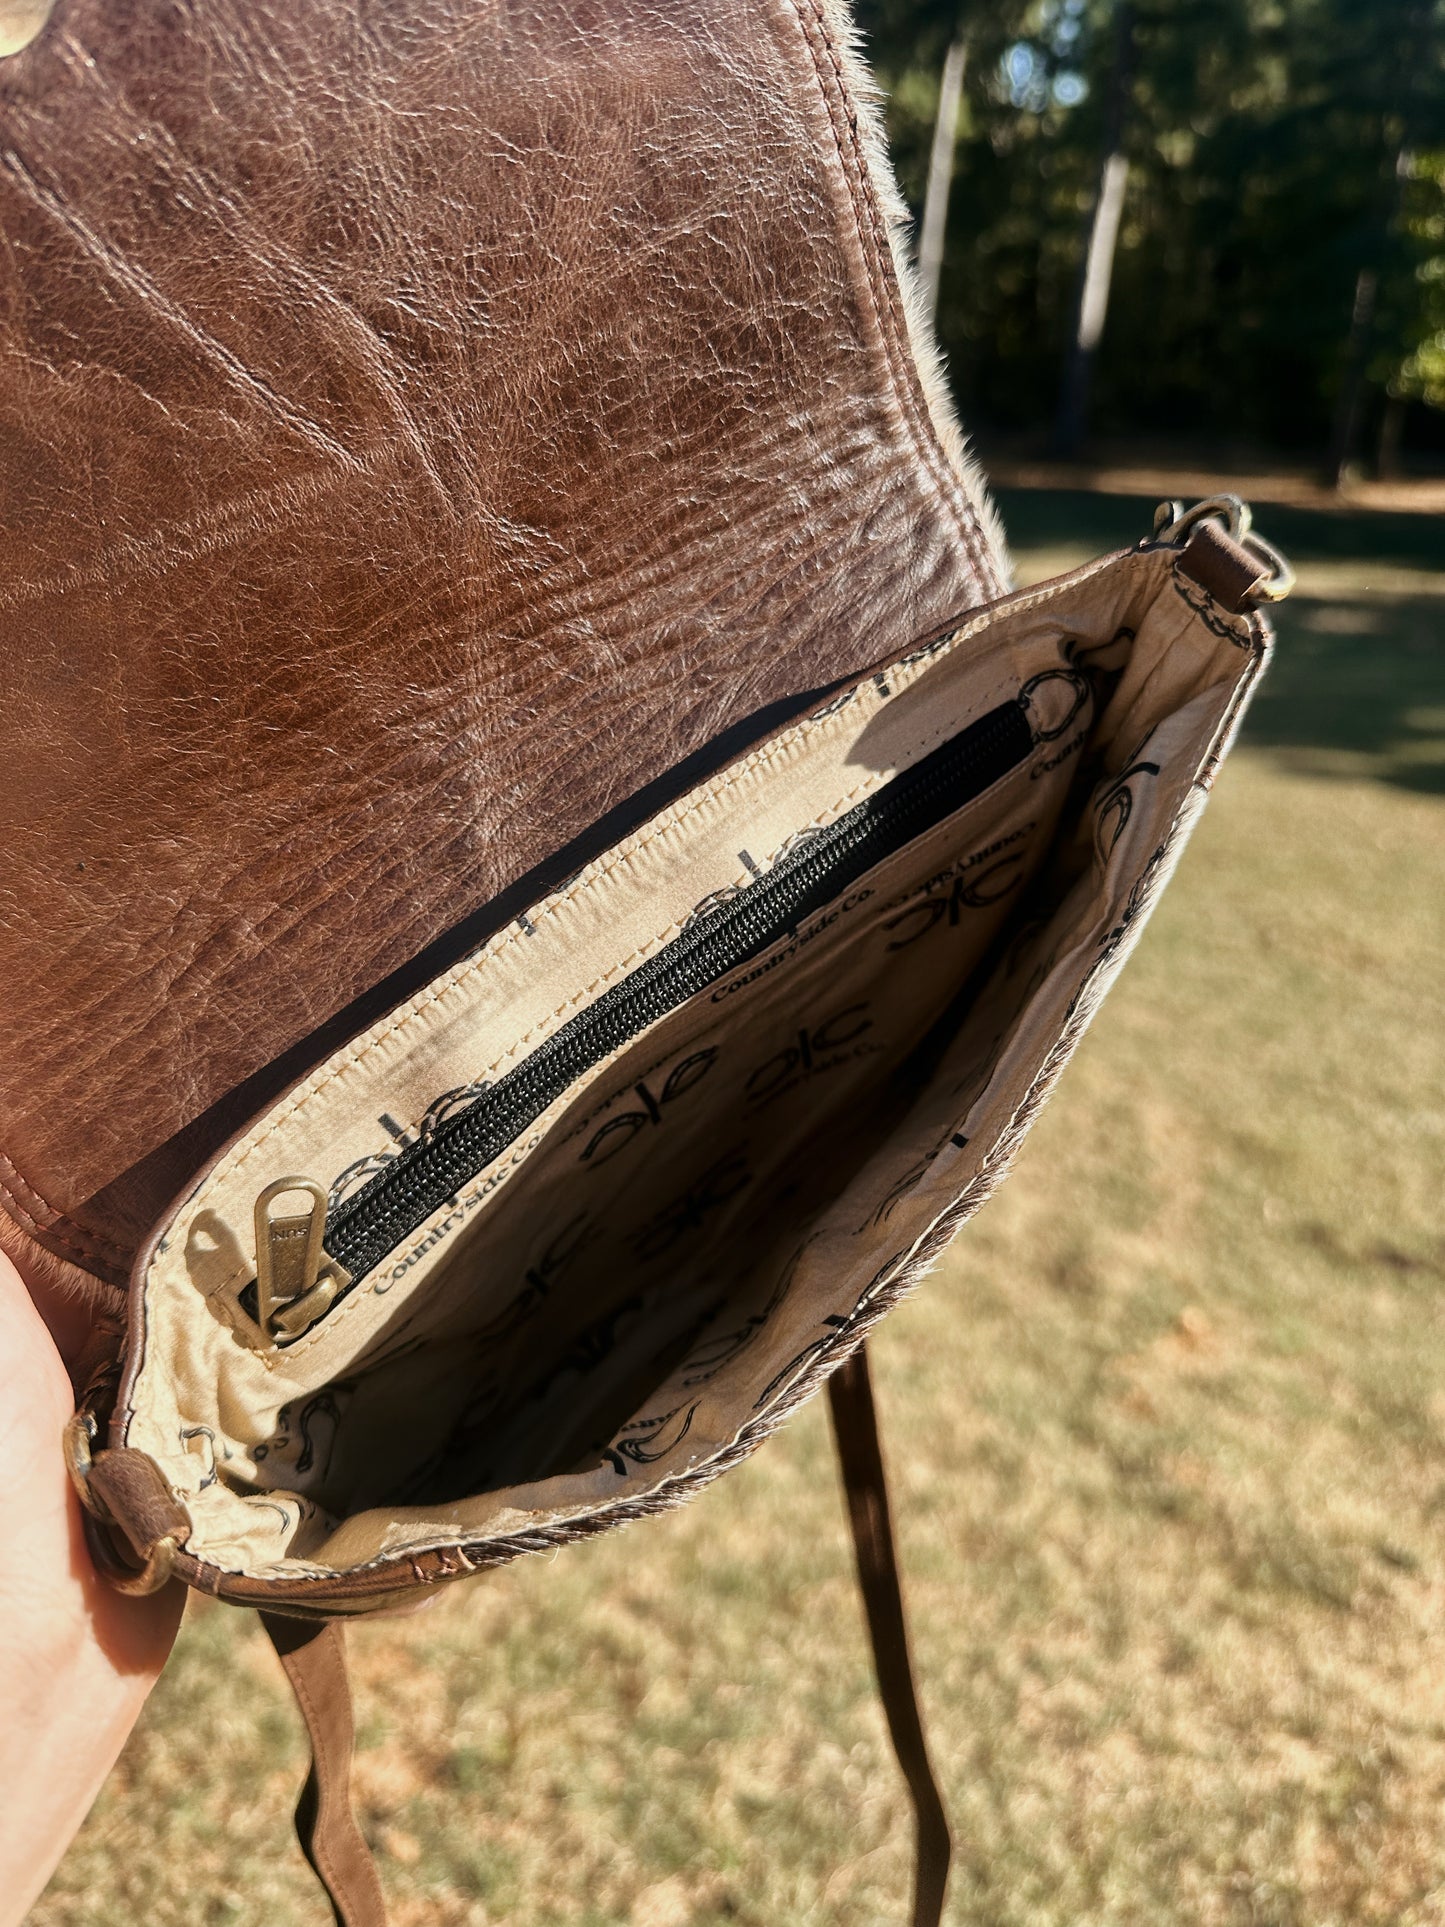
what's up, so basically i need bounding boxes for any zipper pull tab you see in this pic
[253,1177,351,1343]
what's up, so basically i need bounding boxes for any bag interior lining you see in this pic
[121,550,1263,1581]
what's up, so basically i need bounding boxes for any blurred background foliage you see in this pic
[855,0,1445,473]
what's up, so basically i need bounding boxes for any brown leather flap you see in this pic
[0,0,1002,1290]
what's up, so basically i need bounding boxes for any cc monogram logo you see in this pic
[745,1004,874,1101]
[579,1048,720,1165]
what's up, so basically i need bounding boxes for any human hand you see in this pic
[0,1255,183,1925]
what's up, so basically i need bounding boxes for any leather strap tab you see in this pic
[87,1447,191,1553]
[1177,518,1268,613]
[262,1613,389,1927]
[828,1345,953,1927]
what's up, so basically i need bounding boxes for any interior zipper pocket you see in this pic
[247,695,1033,1335]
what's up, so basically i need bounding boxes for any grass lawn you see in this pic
[33,488,1444,1927]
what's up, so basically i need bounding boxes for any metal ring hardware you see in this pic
[1149,494,1295,604]
[1235,529,1296,602]
[63,1406,100,1509]
[89,1528,180,1597]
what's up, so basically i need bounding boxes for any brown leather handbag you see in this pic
[0,3,1290,1921]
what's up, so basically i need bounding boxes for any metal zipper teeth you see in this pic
[324,697,1032,1291]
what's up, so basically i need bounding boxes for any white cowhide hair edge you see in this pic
[816,0,1014,588]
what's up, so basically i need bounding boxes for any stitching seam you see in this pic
[0,1155,131,1270]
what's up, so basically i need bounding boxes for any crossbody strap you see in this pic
[260,1612,389,1927]
[264,1340,952,1926]
[827,1345,953,1927]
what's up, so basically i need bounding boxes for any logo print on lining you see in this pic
[631,1150,752,1261]
[254,1385,353,1485]
[474,1211,593,1347]
[1096,732,1162,861]
[678,1246,802,1389]
[882,858,1025,949]
[602,1402,699,1475]
[744,1003,875,1106]
[578,1048,720,1166]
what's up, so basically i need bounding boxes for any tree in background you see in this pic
[856,0,1445,469]
[1054,0,1133,456]
[1394,150,1445,447]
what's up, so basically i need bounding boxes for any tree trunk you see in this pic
[918,35,968,323]
[1376,390,1406,479]
[1056,1,1135,458]
[1328,266,1379,488]
[1327,2,1429,488]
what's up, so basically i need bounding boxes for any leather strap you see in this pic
[827,1344,953,1927]
[261,1613,389,1927]
[264,1341,949,1927]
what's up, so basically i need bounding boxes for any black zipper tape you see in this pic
[316,697,1032,1297]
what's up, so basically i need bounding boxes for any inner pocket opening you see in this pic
[260,732,1090,1528]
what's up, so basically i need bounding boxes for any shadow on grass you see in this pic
[995,486,1445,796]
[994,484,1445,573]
[1246,593,1445,795]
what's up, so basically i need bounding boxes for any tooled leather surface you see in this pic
[0,0,1005,1289]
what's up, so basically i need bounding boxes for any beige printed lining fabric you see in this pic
[120,547,1266,1579]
